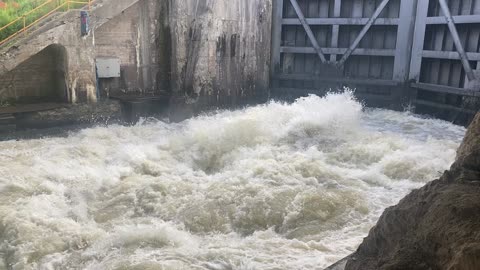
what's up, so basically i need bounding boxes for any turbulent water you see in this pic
[0,92,466,270]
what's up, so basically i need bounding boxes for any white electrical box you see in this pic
[96,57,121,78]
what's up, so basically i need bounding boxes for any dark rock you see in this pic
[345,113,480,270]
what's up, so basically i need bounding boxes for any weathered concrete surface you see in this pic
[22,100,122,126]
[0,0,142,104]
[0,44,67,104]
[168,0,272,118]
[0,0,273,120]
[344,112,480,270]
[0,100,122,138]
[95,0,167,97]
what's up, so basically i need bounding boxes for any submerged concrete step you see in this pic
[0,103,65,114]
[0,113,16,132]
[0,113,15,124]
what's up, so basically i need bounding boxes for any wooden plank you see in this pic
[305,0,318,73]
[433,25,446,51]
[358,19,373,77]
[369,56,383,78]
[352,0,364,18]
[379,0,389,18]
[409,0,430,82]
[426,15,480,24]
[414,99,479,114]
[319,0,329,18]
[296,26,307,47]
[443,24,455,52]
[393,0,418,82]
[430,60,442,85]
[422,101,477,116]
[271,0,284,75]
[474,0,480,15]
[384,27,397,49]
[439,61,451,85]
[280,46,396,56]
[450,61,463,88]
[294,53,305,73]
[283,26,297,73]
[381,56,394,79]
[465,60,480,89]
[431,23,446,85]
[0,103,65,114]
[304,48,316,74]
[307,0,319,18]
[337,0,391,67]
[411,82,480,96]
[285,0,297,18]
[372,27,385,49]
[340,0,352,17]
[460,0,473,15]
[466,25,480,52]
[359,56,371,78]
[388,0,401,18]
[460,26,470,50]
[317,26,329,47]
[363,0,376,18]
[451,0,462,16]
[284,26,297,47]
[274,73,402,85]
[439,0,476,81]
[289,0,327,62]
[362,0,376,48]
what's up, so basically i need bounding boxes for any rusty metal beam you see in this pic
[336,0,391,67]
[289,0,327,63]
[438,0,476,82]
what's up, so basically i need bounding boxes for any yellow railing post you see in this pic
[1,0,95,46]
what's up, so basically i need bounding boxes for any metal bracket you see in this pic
[336,0,391,67]
[289,0,327,63]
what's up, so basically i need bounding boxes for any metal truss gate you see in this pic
[271,0,480,122]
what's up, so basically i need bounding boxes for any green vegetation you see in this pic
[0,0,87,42]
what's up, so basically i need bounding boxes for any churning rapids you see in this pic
[0,92,466,270]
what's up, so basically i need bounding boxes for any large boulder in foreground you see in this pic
[345,113,480,270]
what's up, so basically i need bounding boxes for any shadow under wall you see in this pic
[0,44,69,104]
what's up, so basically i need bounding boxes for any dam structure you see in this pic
[0,0,479,129]
[0,1,479,270]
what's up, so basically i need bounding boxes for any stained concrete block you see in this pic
[169,0,272,113]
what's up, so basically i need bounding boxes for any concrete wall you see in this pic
[0,0,143,104]
[0,44,67,103]
[168,0,272,115]
[95,0,166,97]
[0,0,273,114]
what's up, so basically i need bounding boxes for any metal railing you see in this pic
[0,0,93,46]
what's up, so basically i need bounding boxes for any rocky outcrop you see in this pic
[345,113,480,270]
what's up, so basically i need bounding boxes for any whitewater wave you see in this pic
[0,92,465,269]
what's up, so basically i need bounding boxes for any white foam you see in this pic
[0,92,465,269]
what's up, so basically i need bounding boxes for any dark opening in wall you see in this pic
[0,44,68,105]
